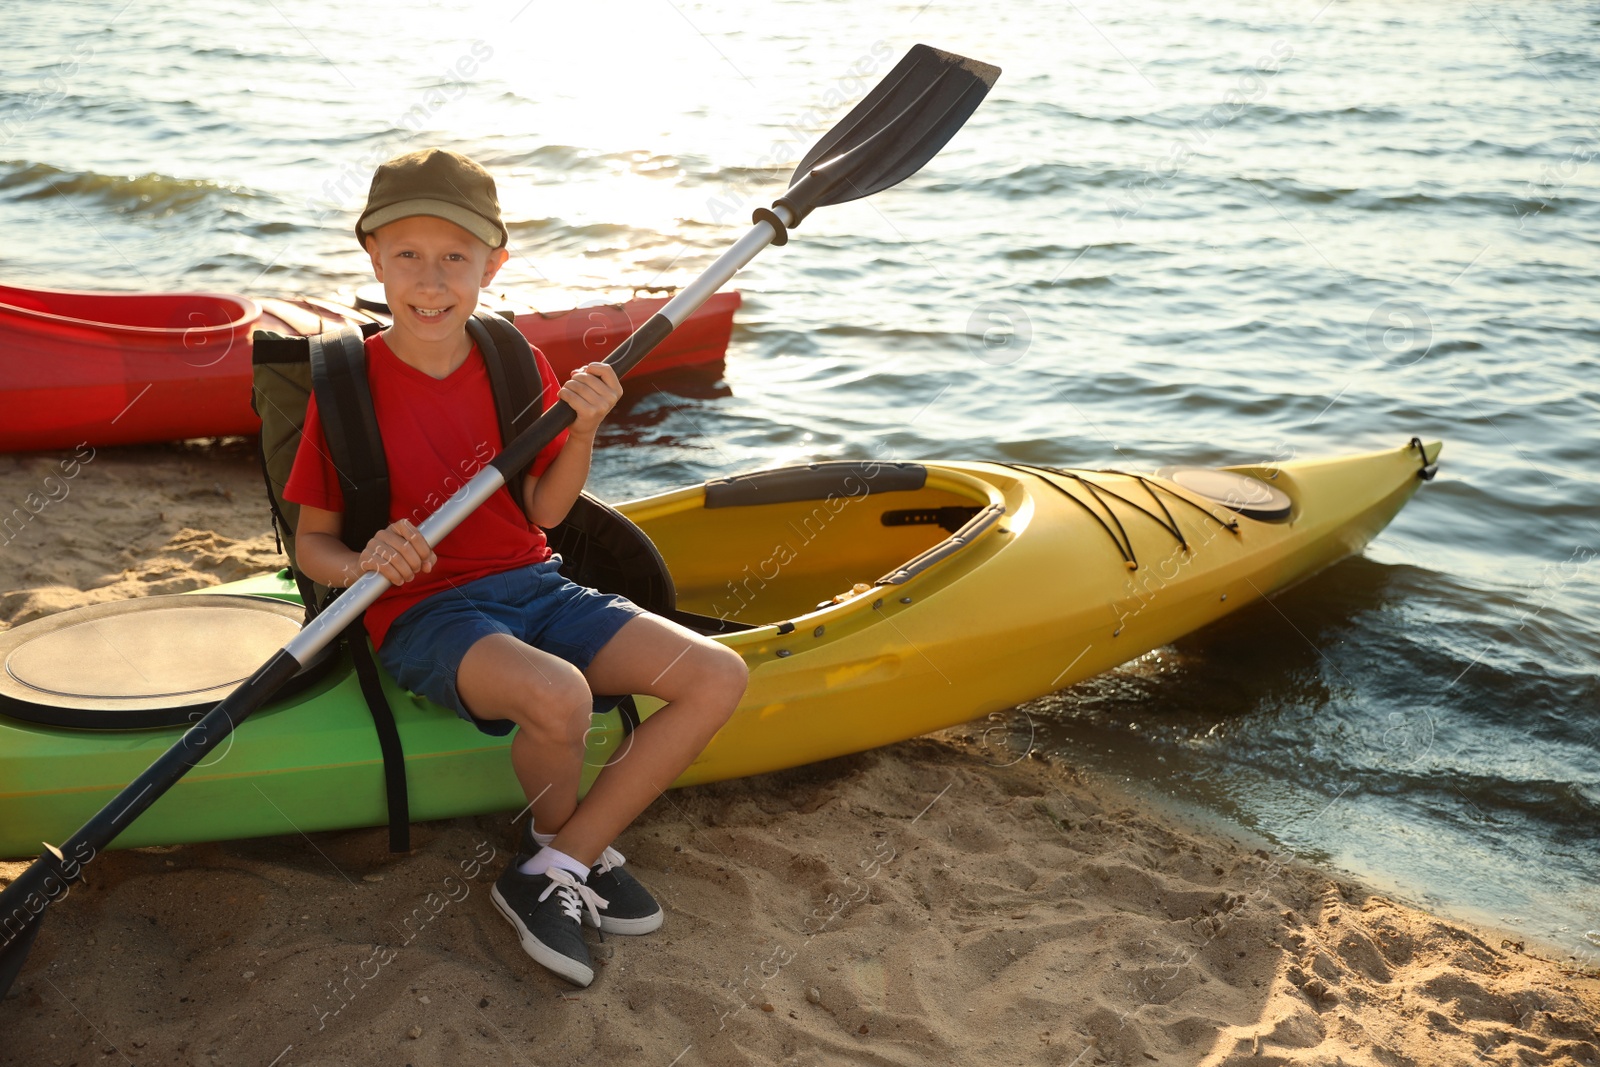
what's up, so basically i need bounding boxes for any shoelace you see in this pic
[592,845,627,877]
[537,867,609,926]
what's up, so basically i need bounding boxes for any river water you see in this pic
[3,0,1596,956]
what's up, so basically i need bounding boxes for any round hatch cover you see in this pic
[0,595,334,730]
[353,283,390,314]
[1155,467,1293,522]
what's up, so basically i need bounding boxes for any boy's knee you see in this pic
[512,663,592,744]
[701,644,748,712]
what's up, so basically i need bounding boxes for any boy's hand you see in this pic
[354,519,437,586]
[559,362,622,438]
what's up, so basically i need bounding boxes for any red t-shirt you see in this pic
[284,330,569,648]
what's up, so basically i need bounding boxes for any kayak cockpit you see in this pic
[623,461,1006,627]
[0,284,260,337]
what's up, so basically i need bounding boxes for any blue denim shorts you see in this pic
[377,557,644,737]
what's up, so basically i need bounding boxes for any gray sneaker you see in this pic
[520,823,663,935]
[587,846,664,935]
[490,862,608,987]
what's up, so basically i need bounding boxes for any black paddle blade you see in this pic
[776,44,1000,224]
[0,908,41,1001]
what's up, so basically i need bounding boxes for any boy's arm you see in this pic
[523,362,622,528]
[296,504,438,589]
[522,429,596,528]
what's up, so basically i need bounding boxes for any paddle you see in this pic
[0,43,999,1001]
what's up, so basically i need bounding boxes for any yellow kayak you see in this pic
[656,439,1439,784]
[0,440,1439,854]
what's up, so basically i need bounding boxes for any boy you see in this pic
[284,148,747,987]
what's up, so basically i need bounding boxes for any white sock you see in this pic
[519,846,589,881]
[528,825,557,849]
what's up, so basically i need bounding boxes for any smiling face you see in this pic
[364,214,510,362]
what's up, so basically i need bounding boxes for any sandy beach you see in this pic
[2,440,1597,1067]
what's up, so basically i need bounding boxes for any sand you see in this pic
[2,441,1597,1067]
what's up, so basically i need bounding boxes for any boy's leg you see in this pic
[455,633,594,836]
[551,615,747,865]
[455,633,609,987]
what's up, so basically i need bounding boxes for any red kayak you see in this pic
[0,285,741,452]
